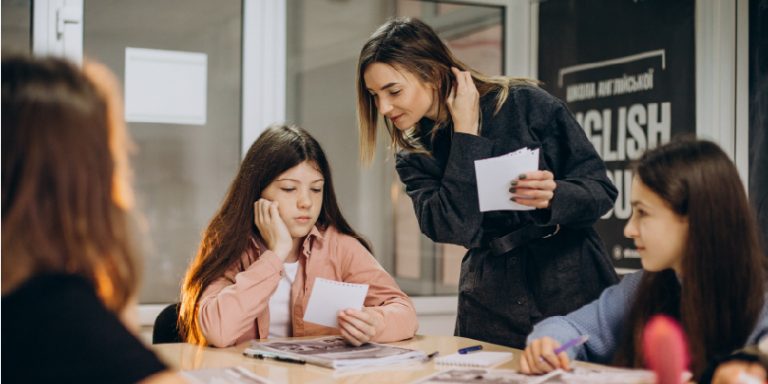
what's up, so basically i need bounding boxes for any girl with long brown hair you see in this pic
[356,17,618,348]
[179,124,417,347]
[521,138,767,381]
[1,56,183,383]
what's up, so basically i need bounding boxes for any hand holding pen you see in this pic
[519,335,589,375]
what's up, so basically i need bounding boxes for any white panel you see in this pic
[696,0,736,158]
[32,0,83,64]
[735,0,750,191]
[242,0,287,157]
[505,0,532,77]
[124,48,207,125]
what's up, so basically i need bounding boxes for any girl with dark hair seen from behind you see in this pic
[356,17,618,348]
[1,56,183,383]
[521,138,767,382]
[179,124,417,347]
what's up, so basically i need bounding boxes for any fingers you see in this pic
[510,171,556,209]
[338,310,375,346]
[521,338,565,375]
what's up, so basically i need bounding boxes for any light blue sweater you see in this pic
[527,271,768,364]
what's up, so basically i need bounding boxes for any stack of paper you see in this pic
[474,147,540,212]
[244,336,427,371]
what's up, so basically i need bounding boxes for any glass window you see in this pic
[1,0,31,56]
[82,1,243,303]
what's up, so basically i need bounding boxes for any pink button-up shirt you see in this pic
[198,225,418,347]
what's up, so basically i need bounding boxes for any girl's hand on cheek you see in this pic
[254,199,293,261]
[337,308,384,346]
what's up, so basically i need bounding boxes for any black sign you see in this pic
[537,0,695,270]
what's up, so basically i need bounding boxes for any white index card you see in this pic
[303,278,368,328]
[474,148,540,212]
[124,47,207,125]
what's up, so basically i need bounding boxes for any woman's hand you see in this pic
[712,360,766,384]
[519,337,571,375]
[254,199,292,261]
[511,171,557,209]
[337,308,385,346]
[446,67,480,135]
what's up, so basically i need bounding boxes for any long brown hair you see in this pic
[356,16,535,164]
[1,56,139,313]
[179,124,371,344]
[613,138,765,379]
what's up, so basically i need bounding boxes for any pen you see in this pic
[458,345,483,354]
[423,351,440,362]
[553,335,589,355]
[243,351,306,365]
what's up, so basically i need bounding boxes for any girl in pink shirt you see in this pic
[179,124,418,347]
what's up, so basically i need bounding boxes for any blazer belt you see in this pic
[489,224,560,256]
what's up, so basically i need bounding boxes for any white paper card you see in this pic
[303,278,368,328]
[474,148,540,212]
[124,47,207,125]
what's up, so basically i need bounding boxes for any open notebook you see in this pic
[434,351,513,368]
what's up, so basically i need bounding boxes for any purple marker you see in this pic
[553,335,589,355]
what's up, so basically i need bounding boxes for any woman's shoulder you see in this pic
[3,273,95,304]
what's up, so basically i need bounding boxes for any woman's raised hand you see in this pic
[254,199,293,261]
[511,170,557,209]
[446,67,480,135]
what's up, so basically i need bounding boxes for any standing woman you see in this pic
[356,17,618,348]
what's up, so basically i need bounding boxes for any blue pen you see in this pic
[553,335,589,355]
[458,345,483,354]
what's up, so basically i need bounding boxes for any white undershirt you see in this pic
[268,260,299,338]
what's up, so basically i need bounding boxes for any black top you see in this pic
[396,85,620,348]
[2,274,167,384]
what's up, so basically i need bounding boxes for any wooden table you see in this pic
[152,335,522,383]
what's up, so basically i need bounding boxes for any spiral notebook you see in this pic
[303,278,369,328]
[434,351,513,368]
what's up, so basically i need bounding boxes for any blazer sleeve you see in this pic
[198,245,284,347]
[531,99,618,228]
[395,133,494,249]
[527,271,642,363]
[337,235,419,342]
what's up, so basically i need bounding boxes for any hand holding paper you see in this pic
[474,148,540,212]
[303,278,368,328]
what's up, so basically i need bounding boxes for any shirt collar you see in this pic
[251,225,324,258]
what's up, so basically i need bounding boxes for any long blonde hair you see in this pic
[356,17,535,164]
[1,56,139,313]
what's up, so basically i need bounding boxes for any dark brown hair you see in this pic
[179,124,371,344]
[614,138,765,379]
[1,56,139,312]
[356,16,534,164]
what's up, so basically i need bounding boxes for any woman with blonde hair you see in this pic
[356,17,618,348]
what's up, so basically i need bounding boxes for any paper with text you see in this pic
[304,278,368,328]
[474,148,540,212]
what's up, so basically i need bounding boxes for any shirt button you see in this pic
[516,298,526,305]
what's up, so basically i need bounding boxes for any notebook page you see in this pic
[434,351,513,368]
[303,278,368,328]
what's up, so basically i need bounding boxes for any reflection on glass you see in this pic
[83,0,242,303]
